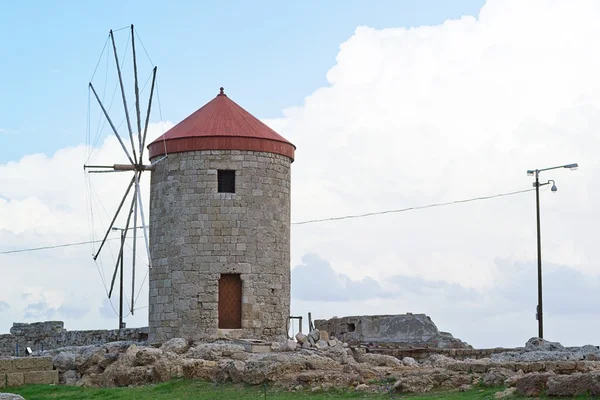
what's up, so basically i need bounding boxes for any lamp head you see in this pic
[565,163,579,171]
[527,170,535,176]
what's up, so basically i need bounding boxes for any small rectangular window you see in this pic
[218,170,236,193]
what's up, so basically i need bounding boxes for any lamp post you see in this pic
[112,226,126,330]
[526,163,578,339]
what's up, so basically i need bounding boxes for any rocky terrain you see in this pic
[26,332,600,397]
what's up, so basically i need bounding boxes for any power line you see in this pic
[0,187,534,255]
[0,237,122,255]
[291,188,535,225]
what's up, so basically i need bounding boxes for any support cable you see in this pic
[0,187,535,255]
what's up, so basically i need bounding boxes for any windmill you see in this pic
[83,25,165,328]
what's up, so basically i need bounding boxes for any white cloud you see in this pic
[2,0,600,348]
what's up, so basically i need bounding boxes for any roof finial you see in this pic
[219,87,225,96]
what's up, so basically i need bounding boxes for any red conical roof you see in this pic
[147,88,295,161]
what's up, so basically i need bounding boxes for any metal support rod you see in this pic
[136,178,153,269]
[535,171,544,339]
[110,29,138,165]
[119,229,124,330]
[93,175,136,260]
[89,83,135,165]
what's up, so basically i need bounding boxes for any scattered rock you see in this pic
[546,372,600,397]
[295,332,307,344]
[458,384,472,392]
[135,347,162,366]
[53,351,77,372]
[185,343,245,360]
[494,387,517,399]
[427,354,455,368]
[504,370,524,387]
[0,394,25,400]
[355,383,369,391]
[308,329,320,342]
[482,368,517,386]
[402,357,418,367]
[226,360,246,383]
[353,351,403,368]
[393,375,434,393]
[525,337,566,352]
[286,340,297,351]
[514,372,554,397]
[160,338,189,354]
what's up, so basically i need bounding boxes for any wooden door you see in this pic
[218,274,242,329]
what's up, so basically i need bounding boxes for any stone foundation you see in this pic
[0,321,148,357]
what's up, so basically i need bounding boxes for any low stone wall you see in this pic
[315,314,471,349]
[0,321,148,357]
[360,345,519,360]
[0,357,58,388]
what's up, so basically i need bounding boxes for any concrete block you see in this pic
[14,357,53,372]
[23,370,59,385]
[6,372,24,387]
[0,358,14,373]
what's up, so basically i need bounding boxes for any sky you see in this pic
[2,0,600,349]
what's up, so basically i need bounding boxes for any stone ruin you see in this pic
[0,321,147,358]
[314,314,472,349]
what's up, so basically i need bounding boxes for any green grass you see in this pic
[4,380,596,399]
[1,380,514,400]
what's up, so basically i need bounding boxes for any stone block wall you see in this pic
[0,356,58,388]
[0,321,148,357]
[149,150,291,342]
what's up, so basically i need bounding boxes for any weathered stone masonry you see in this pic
[0,321,147,357]
[149,150,291,342]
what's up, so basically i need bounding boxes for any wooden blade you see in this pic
[131,24,143,159]
[89,83,135,165]
[110,29,138,165]
[93,174,136,260]
[139,66,157,162]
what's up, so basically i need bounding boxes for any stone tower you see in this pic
[146,88,295,343]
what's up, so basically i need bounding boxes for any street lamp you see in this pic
[526,162,578,339]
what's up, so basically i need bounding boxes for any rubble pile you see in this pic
[10,335,597,397]
[292,328,346,350]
